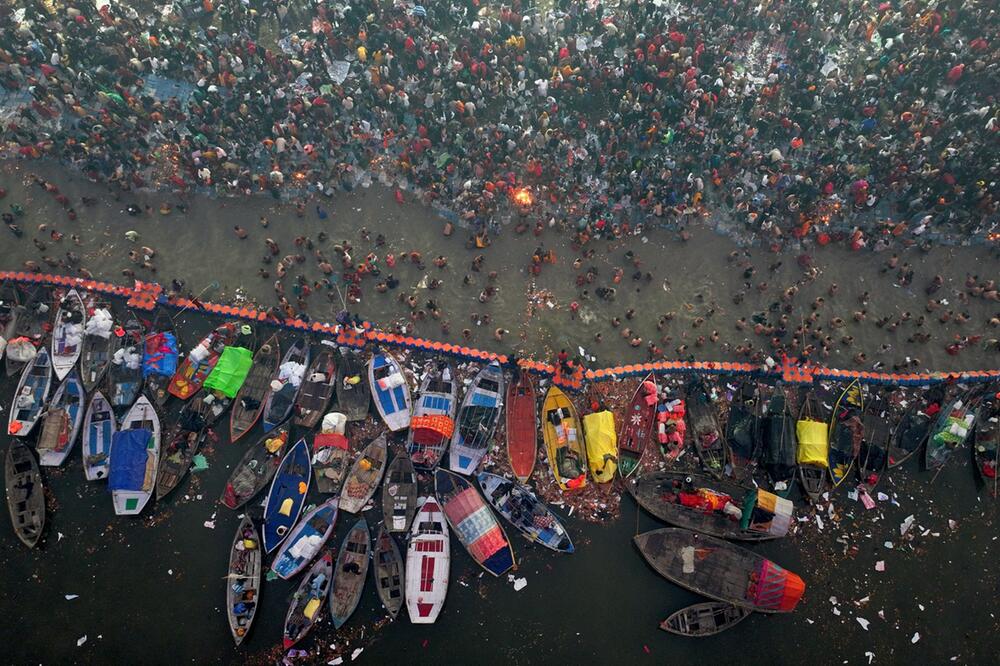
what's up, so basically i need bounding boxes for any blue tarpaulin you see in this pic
[108,429,152,491]
[143,332,178,378]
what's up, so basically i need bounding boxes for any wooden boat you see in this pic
[449,361,504,475]
[583,408,617,483]
[282,551,333,649]
[8,347,52,437]
[660,602,751,637]
[887,394,935,469]
[406,362,457,469]
[178,387,230,433]
[83,390,116,481]
[229,335,280,442]
[262,437,312,552]
[506,371,538,482]
[727,380,761,480]
[312,423,351,494]
[220,428,289,510]
[37,370,85,467]
[109,395,161,515]
[434,468,515,577]
[79,304,114,393]
[5,441,45,548]
[374,524,405,619]
[167,322,237,400]
[271,497,339,580]
[6,284,50,377]
[478,471,573,553]
[0,280,22,359]
[142,311,177,407]
[293,341,337,429]
[857,388,892,490]
[796,390,828,502]
[226,516,262,646]
[926,392,979,472]
[155,425,205,500]
[369,353,411,431]
[828,380,864,488]
[631,471,792,541]
[685,376,727,479]
[51,289,85,380]
[634,528,806,613]
[382,454,418,532]
[261,337,309,431]
[541,385,587,490]
[405,496,450,624]
[329,518,371,629]
[973,392,999,495]
[335,348,370,421]
[108,312,145,413]
[617,373,658,479]
[340,433,388,514]
[761,385,797,497]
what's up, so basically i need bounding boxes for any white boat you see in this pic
[405,496,450,624]
[368,353,411,431]
[109,395,161,515]
[8,347,52,437]
[51,289,85,380]
[83,390,116,481]
[449,361,505,475]
[37,370,85,467]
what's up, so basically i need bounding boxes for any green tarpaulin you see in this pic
[203,347,253,398]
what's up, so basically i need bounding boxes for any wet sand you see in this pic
[1,159,997,373]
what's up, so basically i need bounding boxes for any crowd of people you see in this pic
[1,0,997,247]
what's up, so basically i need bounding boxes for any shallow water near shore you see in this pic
[0,161,998,665]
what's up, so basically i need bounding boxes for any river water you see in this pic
[1,161,998,665]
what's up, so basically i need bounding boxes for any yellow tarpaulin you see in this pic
[583,410,618,483]
[796,419,829,467]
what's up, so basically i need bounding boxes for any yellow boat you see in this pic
[541,386,588,490]
[583,410,617,483]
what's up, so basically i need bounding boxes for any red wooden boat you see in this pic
[505,372,537,483]
[168,322,237,400]
[617,373,658,478]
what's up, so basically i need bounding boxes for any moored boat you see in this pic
[229,335,280,442]
[405,496,450,624]
[109,312,145,413]
[886,393,936,469]
[168,322,237,400]
[373,524,405,619]
[283,551,333,649]
[335,348,370,421]
[541,385,587,490]
[329,518,371,629]
[220,428,289,510]
[82,390,116,481]
[36,370,84,467]
[926,392,979,472]
[155,425,205,500]
[761,385,797,497]
[271,497,339,580]
[631,471,793,541]
[449,361,504,475]
[685,376,727,479]
[727,380,762,480]
[109,395,161,515]
[858,388,892,490]
[312,413,351,494]
[617,373,658,479]
[141,311,177,407]
[634,528,806,613]
[339,434,388,514]
[79,303,115,392]
[262,437,312,552]
[5,441,45,548]
[293,341,337,429]
[660,602,751,637]
[51,289,85,381]
[973,391,998,495]
[226,516,262,646]
[434,468,515,577]
[261,337,309,431]
[478,472,573,552]
[406,361,457,469]
[8,347,52,437]
[505,371,537,483]
[828,380,864,488]
[382,454,418,532]
[583,408,617,483]
[796,390,828,502]
[369,353,411,431]
[5,284,50,377]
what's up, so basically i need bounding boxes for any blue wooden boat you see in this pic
[449,361,504,475]
[82,390,116,481]
[8,347,52,438]
[406,362,457,469]
[262,438,312,553]
[37,370,85,467]
[262,338,310,432]
[368,353,411,431]
[478,472,574,553]
[434,469,515,577]
[271,497,339,580]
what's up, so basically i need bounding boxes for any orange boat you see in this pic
[506,372,537,483]
[168,322,237,400]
